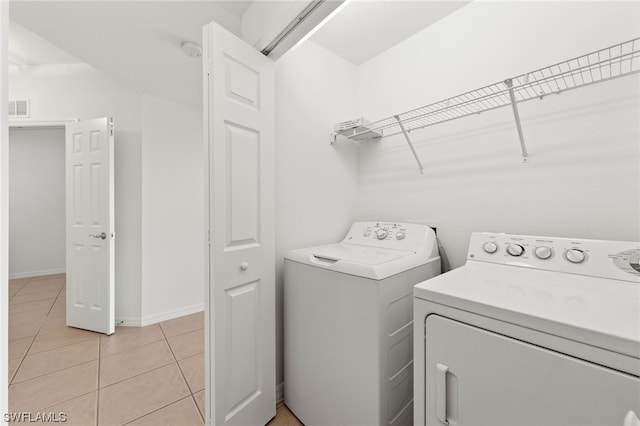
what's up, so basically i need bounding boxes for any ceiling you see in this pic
[8,0,469,106]
[310,0,470,65]
[9,20,82,66]
[9,1,251,106]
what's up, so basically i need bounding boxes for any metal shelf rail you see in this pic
[332,38,640,172]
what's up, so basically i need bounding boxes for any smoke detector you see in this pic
[181,41,202,59]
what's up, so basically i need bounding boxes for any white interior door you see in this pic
[65,117,115,335]
[203,22,276,425]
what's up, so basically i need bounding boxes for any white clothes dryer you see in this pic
[414,232,640,426]
[285,222,441,426]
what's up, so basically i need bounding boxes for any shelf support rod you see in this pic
[394,115,424,174]
[504,78,529,163]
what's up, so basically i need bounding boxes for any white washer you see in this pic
[285,221,441,426]
[414,232,640,426]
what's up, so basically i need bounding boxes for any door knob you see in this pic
[89,232,107,240]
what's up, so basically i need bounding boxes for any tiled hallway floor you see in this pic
[8,274,302,425]
[8,274,205,425]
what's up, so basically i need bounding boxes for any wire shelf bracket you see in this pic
[331,38,640,169]
[504,78,529,163]
[395,115,425,173]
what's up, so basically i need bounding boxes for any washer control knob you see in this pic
[396,231,406,240]
[565,249,586,264]
[507,244,525,257]
[483,242,498,254]
[534,246,553,260]
[376,229,388,240]
[363,229,371,237]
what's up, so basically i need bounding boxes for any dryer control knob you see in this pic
[363,229,371,237]
[507,244,525,257]
[566,249,586,264]
[534,246,553,260]
[483,242,498,254]
[376,229,388,240]
[396,231,406,240]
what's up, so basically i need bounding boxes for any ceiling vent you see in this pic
[8,99,30,118]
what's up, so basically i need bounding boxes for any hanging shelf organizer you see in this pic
[331,38,640,173]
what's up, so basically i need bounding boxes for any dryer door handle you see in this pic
[436,363,449,425]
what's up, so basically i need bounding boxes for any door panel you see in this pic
[225,123,260,249]
[65,117,114,335]
[225,280,261,416]
[203,22,275,426]
[425,315,640,426]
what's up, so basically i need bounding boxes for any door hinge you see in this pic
[207,230,211,246]
[206,60,212,76]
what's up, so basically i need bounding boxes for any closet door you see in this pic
[203,21,276,426]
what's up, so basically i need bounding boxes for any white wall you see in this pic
[274,40,359,387]
[9,63,143,322]
[9,127,65,278]
[140,94,204,325]
[355,1,640,267]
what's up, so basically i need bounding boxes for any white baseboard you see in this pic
[114,315,144,327]
[9,268,66,280]
[116,303,205,327]
[276,382,284,403]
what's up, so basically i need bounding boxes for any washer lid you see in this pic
[310,243,413,265]
[285,243,435,280]
[414,262,640,359]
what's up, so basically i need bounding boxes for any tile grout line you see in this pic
[97,354,179,391]
[8,279,66,387]
[160,322,206,423]
[164,324,205,424]
[121,395,199,426]
[7,277,32,301]
[158,322,188,378]
[9,278,64,304]
[159,322,206,423]
[108,325,196,425]
[99,359,176,390]
[100,334,167,361]
[25,335,98,357]
[11,361,99,414]
[163,323,205,340]
[10,358,97,388]
[31,389,98,417]
[158,321,204,418]
[96,324,175,391]
[192,392,205,424]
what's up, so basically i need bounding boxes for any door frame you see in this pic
[1,0,10,414]
[7,123,68,279]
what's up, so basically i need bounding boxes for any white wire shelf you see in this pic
[332,38,640,169]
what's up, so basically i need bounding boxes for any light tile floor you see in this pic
[8,274,302,425]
